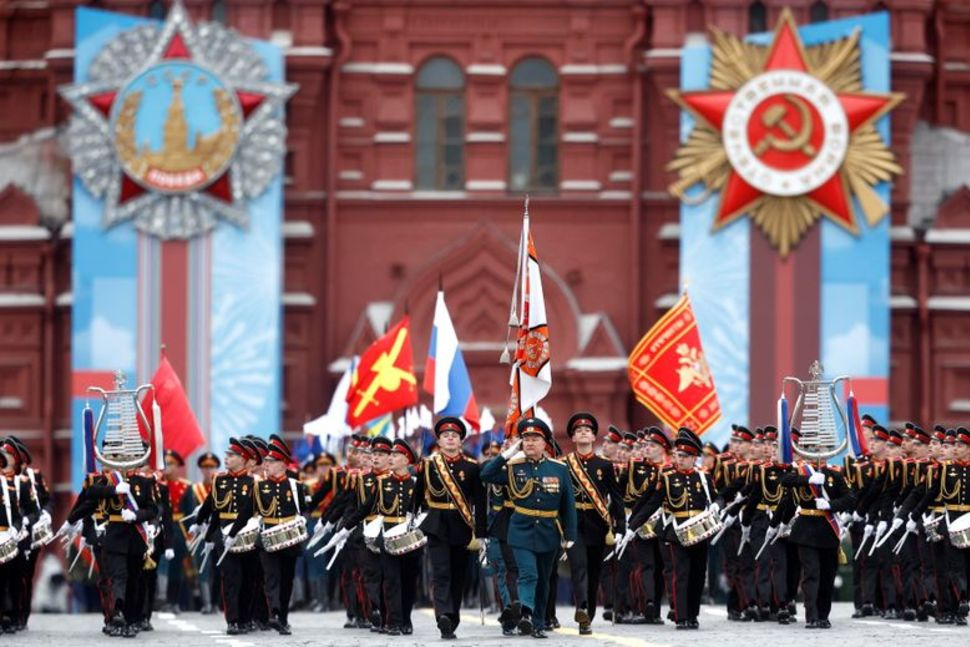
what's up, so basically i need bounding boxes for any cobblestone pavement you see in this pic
[14,603,968,646]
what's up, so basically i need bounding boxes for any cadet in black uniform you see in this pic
[773,455,854,628]
[83,446,159,637]
[254,435,308,635]
[194,437,256,635]
[0,443,24,634]
[413,417,487,640]
[562,412,625,634]
[626,428,717,630]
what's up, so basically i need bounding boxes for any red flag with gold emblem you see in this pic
[627,294,721,434]
[346,316,419,427]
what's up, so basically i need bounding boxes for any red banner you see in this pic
[627,294,721,435]
[346,316,418,427]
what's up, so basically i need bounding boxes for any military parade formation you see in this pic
[3,402,970,640]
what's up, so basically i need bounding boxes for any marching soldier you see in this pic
[599,426,625,622]
[253,435,308,635]
[306,452,339,611]
[485,439,520,636]
[350,436,390,631]
[183,452,220,613]
[773,451,854,629]
[193,437,256,635]
[562,412,625,634]
[625,428,717,630]
[162,449,191,612]
[83,443,159,637]
[481,418,578,639]
[333,439,422,635]
[413,417,487,640]
[0,442,25,634]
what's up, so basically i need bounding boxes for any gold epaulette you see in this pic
[547,458,566,466]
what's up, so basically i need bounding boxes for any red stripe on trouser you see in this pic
[667,544,679,620]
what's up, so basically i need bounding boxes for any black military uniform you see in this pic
[0,446,24,634]
[413,417,487,640]
[741,430,796,623]
[195,437,255,635]
[930,428,970,622]
[254,435,308,635]
[561,412,625,634]
[66,471,113,629]
[628,428,716,629]
[182,452,220,614]
[342,439,422,636]
[85,464,159,637]
[773,460,854,628]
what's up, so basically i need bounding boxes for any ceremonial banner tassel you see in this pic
[627,293,721,434]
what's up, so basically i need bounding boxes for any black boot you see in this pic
[517,609,534,636]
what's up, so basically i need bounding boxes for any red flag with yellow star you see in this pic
[346,317,419,427]
[627,294,721,435]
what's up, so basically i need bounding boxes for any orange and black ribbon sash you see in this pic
[430,454,474,529]
[566,453,611,525]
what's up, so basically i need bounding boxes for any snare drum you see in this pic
[228,526,260,553]
[948,512,970,549]
[261,517,308,553]
[383,525,427,556]
[635,509,663,540]
[0,532,18,565]
[924,514,944,543]
[674,508,723,547]
[31,516,54,550]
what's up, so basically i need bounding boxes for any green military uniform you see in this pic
[481,418,577,638]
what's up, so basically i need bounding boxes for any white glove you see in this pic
[223,534,236,551]
[120,509,137,523]
[864,523,874,536]
[39,510,52,525]
[809,471,825,486]
[905,518,917,533]
[765,526,778,542]
[164,548,175,561]
[56,520,71,537]
[875,520,887,536]
[322,521,334,536]
[709,502,721,516]
[22,517,31,529]
[723,514,737,528]
[740,524,751,544]
[889,517,904,533]
[115,482,131,495]
[501,439,523,460]
[815,498,831,511]
[188,524,200,536]
[852,511,864,524]
[564,540,575,550]
[204,541,215,553]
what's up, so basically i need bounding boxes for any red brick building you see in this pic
[1,0,969,505]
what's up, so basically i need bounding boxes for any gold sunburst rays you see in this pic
[665,8,904,256]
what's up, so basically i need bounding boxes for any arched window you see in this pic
[748,1,767,33]
[415,57,465,190]
[810,1,829,23]
[509,57,558,193]
[212,0,227,25]
[149,0,166,20]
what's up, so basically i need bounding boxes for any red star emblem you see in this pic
[671,11,903,236]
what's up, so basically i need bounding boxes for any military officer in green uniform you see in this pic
[481,418,578,639]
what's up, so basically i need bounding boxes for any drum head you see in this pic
[949,512,970,532]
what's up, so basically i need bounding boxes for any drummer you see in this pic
[333,439,422,636]
[0,442,24,634]
[624,428,718,630]
[253,435,309,635]
[940,427,970,622]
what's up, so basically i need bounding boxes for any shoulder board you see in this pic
[508,457,526,465]
[547,458,566,466]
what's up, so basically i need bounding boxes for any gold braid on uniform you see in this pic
[626,462,651,498]
[424,461,448,499]
[664,473,688,510]
[761,467,784,505]
[941,468,961,502]
[254,486,278,517]
[213,479,233,510]
[507,466,535,500]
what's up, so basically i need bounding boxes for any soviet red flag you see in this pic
[140,352,205,465]
[346,316,419,427]
[627,294,721,435]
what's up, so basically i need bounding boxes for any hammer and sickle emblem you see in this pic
[352,328,416,417]
[753,94,816,158]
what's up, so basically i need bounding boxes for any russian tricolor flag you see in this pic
[424,290,480,431]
